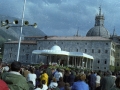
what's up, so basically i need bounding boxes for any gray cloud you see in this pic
[0,0,120,36]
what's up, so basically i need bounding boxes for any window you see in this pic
[26,54,29,60]
[105,60,107,64]
[92,49,94,53]
[98,49,101,53]
[106,43,108,45]
[76,49,78,52]
[104,67,106,69]
[11,47,13,51]
[97,67,99,69]
[98,60,100,63]
[117,63,119,66]
[105,50,108,53]
[85,49,87,53]
[9,53,12,58]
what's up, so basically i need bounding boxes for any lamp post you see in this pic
[17,0,26,61]
[1,0,37,62]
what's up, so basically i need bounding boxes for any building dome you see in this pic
[86,7,110,38]
[86,26,110,38]
[51,45,61,51]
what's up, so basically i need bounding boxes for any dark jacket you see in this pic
[100,75,115,90]
[1,72,30,90]
[88,73,96,88]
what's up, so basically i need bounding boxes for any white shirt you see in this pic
[54,71,63,81]
[49,82,58,89]
[42,84,48,90]
[96,75,101,83]
[27,73,37,86]
[34,88,42,90]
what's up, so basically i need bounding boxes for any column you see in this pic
[86,58,88,69]
[67,56,69,66]
[90,60,91,70]
[75,57,76,67]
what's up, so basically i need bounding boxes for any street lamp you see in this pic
[1,0,37,62]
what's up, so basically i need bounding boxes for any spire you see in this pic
[76,27,79,36]
[112,27,115,37]
[95,6,104,26]
[99,6,101,15]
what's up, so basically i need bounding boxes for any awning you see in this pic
[32,50,94,59]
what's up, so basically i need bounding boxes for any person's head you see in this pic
[97,72,100,76]
[64,83,70,90]
[52,77,57,82]
[79,73,86,81]
[10,61,21,72]
[30,67,35,73]
[38,82,43,89]
[59,77,63,82]
[41,80,46,84]
[115,76,120,88]
[43,69,47,73]
[106,70,112,76]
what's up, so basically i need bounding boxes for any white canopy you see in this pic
[32,45,94,59]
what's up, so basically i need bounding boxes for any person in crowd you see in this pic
[71,73,89,90]
[64,83,71,90]
[58,77,65,90]
[100,70,115,90]
[28,81,34,90]
[46,67,53,85]
[41,80,48,90]
[69,70,75,86]
[95,72,101,88]
[27,67,37,87]
[63,69,70,83]
[112,72,117,81]
[1,61,30,90]
[0,79,9,90]
[35,66,41,79]
[40,69,48,85]
[54,68,63,82]
[49,77,58,89]
[34,82,43,90]
[88,71,96,90]
[23,66,30,78]
[35,82,43,90]
[114,76,120,90]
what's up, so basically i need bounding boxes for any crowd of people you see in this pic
[0,60,120,90]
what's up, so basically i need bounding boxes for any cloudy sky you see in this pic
[0,0,120,36]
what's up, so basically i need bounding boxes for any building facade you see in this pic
[2,7,118,71]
